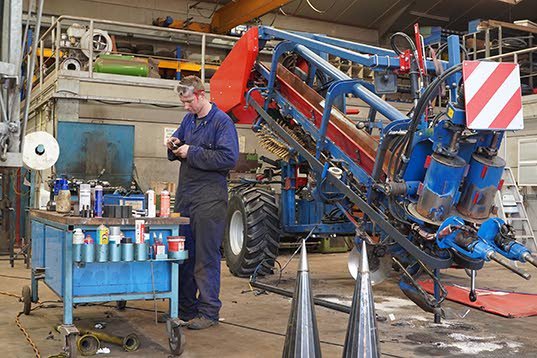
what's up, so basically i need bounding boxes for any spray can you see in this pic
[72,228,84,262]
[94,185,103,217]
[160,190,170,218]
[95,224,109,262]
[109,227,122,262]
[145,189,156,218]
[83,235,95,263]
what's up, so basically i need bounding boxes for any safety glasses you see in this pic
[174,83,203,97]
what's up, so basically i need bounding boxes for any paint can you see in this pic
[109,234,122,262]
[72,228,84,262]
[83,235,95,263]
[122,238,134,262]
[135,243,148,261]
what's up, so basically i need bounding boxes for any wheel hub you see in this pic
[229,210,244,256]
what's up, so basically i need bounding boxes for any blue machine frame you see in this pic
[228,25,537,317]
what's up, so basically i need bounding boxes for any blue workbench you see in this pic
[28,210,189,356]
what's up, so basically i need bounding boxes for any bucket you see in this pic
[168,236,185,252]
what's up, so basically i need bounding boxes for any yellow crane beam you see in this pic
[210,0,291,34]
[154,0,292,34]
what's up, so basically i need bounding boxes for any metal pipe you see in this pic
[80,330,140,352]
[489,252,531,280]
[89,20,94,76]
[250,281,351,314]
[55,19,60,73]
[201,34,206,83]
[469,270,477,302]
[295,45,408,122]
[77,334,100,356]
[21,0,44,154]
[522,252,537,269]
[32,15,238,47]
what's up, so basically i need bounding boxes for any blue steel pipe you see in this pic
[259,26,444,72]
[295,45,408,122]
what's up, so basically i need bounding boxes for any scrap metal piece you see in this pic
[343,240,380,358]
[282,240,322,358]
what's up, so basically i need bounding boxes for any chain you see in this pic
[0,291,41,358]
[15,311,41,358]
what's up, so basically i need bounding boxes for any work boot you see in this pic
[187,316,219,330]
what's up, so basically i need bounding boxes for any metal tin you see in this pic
[95,244,109,262]
[83,243,95,263]
[416,153,466,222]
[135,243,148,261]
[109,242,122,262]
[72,228,85,262]
[122,243,134,261]
[73,244,83,262]
[457,153,506,220]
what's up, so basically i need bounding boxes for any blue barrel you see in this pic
[457,153,505,220]
[122,243,134,262]
[95,244,109,262]
[416,153,466,222]
[135,243,148,261]
[82,243,95,263]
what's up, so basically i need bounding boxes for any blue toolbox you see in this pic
[27,210,189,356]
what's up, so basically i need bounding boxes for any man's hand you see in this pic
[167,137,181,150]
[173,144,190,159]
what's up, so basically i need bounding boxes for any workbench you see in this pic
[27,210,189,356]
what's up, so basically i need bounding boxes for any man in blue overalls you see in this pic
[167,76,239,330]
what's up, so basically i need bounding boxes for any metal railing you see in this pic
[484,46,537,90]
[26,15,242,90]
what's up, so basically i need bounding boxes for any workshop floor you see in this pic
[1,251,536,358]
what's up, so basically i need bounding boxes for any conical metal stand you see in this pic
[342,240,380,358]
[282,240,322,358]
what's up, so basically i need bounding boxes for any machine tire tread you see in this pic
[224,187,280,277]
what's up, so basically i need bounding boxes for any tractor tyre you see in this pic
[224,187,280,277]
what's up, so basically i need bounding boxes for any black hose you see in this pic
[250,281,351,314]
[397,63,463,176]
[390,32,417,55]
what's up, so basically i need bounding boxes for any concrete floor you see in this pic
[1,251,536,358]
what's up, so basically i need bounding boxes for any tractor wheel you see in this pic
[224,188,280,277]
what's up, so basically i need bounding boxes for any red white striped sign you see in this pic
[463,61,523,130]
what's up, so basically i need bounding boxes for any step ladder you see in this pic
[495,167,537,252]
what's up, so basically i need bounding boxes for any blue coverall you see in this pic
[168,103,239,321]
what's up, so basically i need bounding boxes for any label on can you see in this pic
[135,220,145,244]
[97,224,109,245]
[156,243,166,256]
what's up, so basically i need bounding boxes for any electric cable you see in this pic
[304,0,338,14]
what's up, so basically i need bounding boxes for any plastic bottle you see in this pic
[38,183,50,210]
[160,190,170,218]
[56,179,71,213]
[145,189,156,217]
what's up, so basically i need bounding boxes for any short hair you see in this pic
[174,76,205,96]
